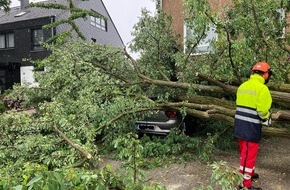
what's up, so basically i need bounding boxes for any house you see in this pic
[0,0,124,91]
[161,0,290,53]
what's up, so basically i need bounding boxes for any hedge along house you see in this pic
[0,0,124,92]
[161,0,290,54]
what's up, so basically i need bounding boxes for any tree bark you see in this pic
[196,72,290,109]
[214,77,290,93]
[54,125,92,160]
[159,100,290,138]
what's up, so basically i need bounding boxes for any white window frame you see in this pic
[184,23,217,55]
[90,15,107,31]
[0,32,15,49]
[7,33,14,48]
[0,34,5,48]
[31,28,44,51]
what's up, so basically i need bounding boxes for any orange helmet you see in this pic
[251,62,273,83]
[252,62,270,73]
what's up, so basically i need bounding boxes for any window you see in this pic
[0,33,14,49]
[31,29,44,51]
[90,15,107,31]
[185,24,217,54]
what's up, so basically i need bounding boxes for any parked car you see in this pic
[135,110,196,136]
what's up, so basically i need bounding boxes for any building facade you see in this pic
[161,0,290,50]
[0,0,123,91]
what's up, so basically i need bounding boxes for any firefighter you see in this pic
[234,62,273,190]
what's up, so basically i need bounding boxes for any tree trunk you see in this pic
[132,69,290,138]
[196,72,290,109]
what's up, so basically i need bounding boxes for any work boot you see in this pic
[251,173,259,180]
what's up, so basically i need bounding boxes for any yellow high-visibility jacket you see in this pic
[234,74,272,142]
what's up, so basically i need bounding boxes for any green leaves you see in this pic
[0,162,127,190]
[0,1,289,189]
[182,0,290,82]
[210,161,243,190]
[130,10,180,81]
[0,0,10,12]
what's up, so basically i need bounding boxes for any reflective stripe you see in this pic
[235,115,261,124]
[237,89,257,95]
[237,107,258,115]
[240,166,253,173]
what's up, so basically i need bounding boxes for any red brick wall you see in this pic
[161,0,232,45]
[162,0,184,45]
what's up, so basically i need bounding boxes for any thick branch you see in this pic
[143,78,226,94]
[276,111,290,120]
[196,72,237,93]
[177,106,290,138]
[267,83,290,93]
[159,102,235,117]
[215,77,290,93]
[185,26,207,63]
[196,72,290,109]
[204,12,241,81]
[54,125,92,159]
[124,48,150,80]
[177,94,235,110]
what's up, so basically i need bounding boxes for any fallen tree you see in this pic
[30,0,290,139]
[1,0,290,172]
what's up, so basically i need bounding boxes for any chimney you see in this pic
[21,0,30,9]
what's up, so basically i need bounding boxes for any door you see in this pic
[0,62,20,93]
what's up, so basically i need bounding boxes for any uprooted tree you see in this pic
[1,0,290,169]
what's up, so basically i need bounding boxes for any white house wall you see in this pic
[20,66,39,87]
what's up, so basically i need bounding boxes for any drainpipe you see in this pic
[51,16,56,37]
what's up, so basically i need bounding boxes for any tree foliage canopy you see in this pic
[1,0,290,181]
[0,0,10,11]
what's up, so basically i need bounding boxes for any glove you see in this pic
[261,118,272,126]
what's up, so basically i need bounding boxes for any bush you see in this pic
[192,119,237,151]
[197,161,243,190]
[0,102,5,113]
[0,162,165,190]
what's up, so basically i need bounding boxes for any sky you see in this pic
[10,0,156,49]
[103,0,156,46]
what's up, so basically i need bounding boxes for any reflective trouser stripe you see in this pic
[240,166,253,173]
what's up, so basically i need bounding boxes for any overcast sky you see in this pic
[103,0,156,46]
[10,0,156,48]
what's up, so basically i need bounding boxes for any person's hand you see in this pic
[262,118,272,126]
